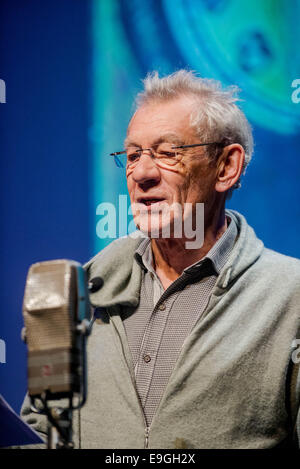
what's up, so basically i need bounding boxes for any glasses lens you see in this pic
[126,148,143,169]
[112,144,180,169]
[155,143,178,166]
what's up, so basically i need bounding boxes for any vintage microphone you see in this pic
[22,259,103,449]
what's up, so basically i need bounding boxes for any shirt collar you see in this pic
[195,216,237,275]
[134,216,237,276]
[134,237,152,272]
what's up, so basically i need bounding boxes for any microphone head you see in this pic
[22,259,89,398]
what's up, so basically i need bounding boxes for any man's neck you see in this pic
[151,209,227,290]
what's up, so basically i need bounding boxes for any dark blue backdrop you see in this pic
[0,0,91,412]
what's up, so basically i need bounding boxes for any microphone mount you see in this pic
[22,260,104,449]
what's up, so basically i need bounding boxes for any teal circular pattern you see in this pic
[162,0,300,134]
[120,0,300,134]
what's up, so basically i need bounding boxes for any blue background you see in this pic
[0,0,299,413]
[0,0,91,412]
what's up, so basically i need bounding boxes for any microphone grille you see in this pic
[23,260,79,396]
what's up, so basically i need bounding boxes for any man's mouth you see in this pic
[137,197,165,206]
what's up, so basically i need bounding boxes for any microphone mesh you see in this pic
[23,260,78,395]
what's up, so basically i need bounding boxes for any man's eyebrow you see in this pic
[124,133,185,149]
[152,134,185,146]
[124,138,141,149]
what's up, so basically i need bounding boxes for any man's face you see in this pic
[126,95,219,238]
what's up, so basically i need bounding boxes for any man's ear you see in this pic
[215,144,245,193]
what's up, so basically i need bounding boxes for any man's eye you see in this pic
[127,152,140,162]
[158,151,176,158]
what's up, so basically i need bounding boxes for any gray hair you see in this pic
[135,70,254,195]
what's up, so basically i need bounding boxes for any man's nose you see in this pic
[131,153,161,186]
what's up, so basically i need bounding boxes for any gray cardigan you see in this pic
[20,210,300,448]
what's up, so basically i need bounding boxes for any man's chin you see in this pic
[135,215,177,239]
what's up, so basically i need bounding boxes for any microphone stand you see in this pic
[46,401,74,449]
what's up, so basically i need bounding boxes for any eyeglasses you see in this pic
[110,142,223,169]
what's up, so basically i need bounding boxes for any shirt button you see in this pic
[158,303,166,311]
[143,354,151,363]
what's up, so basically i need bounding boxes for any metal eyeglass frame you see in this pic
[110,142,224,168]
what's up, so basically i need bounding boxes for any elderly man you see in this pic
[21,70,300,449]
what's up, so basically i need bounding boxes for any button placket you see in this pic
[135,299,171,406]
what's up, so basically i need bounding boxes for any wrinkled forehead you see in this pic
[124,132,185,149]
[125,96,199,146]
